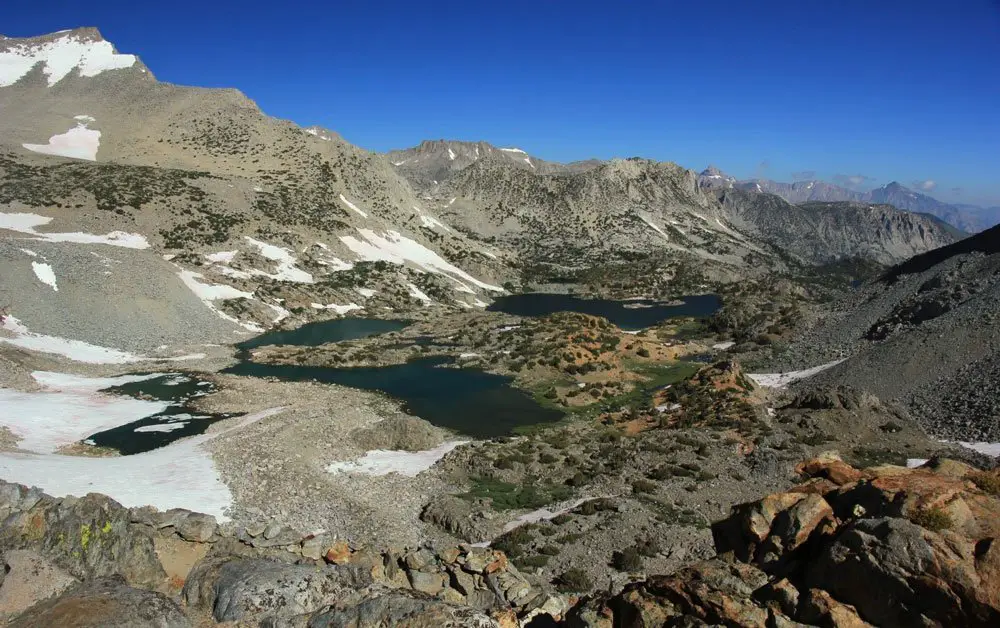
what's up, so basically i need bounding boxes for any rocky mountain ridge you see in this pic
[697,165,997,233]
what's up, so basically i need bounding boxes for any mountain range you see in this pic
[697,166,999,233]
[0,27,962,356]
[2,27,1000,627]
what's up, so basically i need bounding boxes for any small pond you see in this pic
[487,293,720,330]
[222,356,563,439]
[87,373,242,455]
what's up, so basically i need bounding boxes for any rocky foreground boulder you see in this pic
[568,454,1000,627]
[1,455,998,626]
[0,480,556,627]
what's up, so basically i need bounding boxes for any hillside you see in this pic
[757,223,1000,441]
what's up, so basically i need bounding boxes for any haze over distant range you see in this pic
[0,0,997,211]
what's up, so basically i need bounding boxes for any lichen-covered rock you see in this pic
[8,577,190,628]
[306,589,502,627]
[807,517,1000,626]
[182,557,374,624]
[0,488,166,590]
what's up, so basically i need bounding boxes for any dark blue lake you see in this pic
[222,356,563,438]
[487,293,720,330]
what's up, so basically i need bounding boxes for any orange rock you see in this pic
[484,551,508,574]
[800,588,873,627]
[324,540,352,565]
[796,457,864,485]
[490,607,519,628]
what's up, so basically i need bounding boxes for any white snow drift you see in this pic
[0,212,149,249]
[176,270,262,332]
[310,303,363,315]
[327,441,467,477]
[1,315,142,364]
[30,261,58,291]
[0,371,167,453]
[339,228,502,292]
[243,237,314,283]
[0,32,137,87]
[0,407,284,520]
[23,121,101,161]
[339,194,368,219]
[747,360,846,389]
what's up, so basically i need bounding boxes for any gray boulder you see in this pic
[8,577,190,628]
[307,590,501,628]
[183,557,374,624]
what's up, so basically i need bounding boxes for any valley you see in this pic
[0,26,998,628]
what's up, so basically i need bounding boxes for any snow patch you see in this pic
[327,441,467,477]
[338,194,368,219]
[24,121,101,161]
[957,442,1000,458]
[31,262,58,291]
[243,237,314,283]
[0,407,284,520]
[747,360,845,389]
[1,316,141,364]
[310,303,363,315]
[639,215,670,241]
[339,229,502,292]
[500,147,526,154]
[408,283,433,304]
[355,287,377,298]
[0,212,148,249]
[135,422,187,433]
[448,148,456,160]
[0,371,169,452]
[205,250,238,263]
[0,33,137,87]
[712,341,735,350]
[176,270,262,332]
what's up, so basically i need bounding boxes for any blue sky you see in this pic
[3,0,999,205]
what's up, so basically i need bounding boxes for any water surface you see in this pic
[223,357,563,438]
[487,293,720,330]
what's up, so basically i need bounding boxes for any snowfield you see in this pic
[1,315,142,364]
[0,32,137,87]
[339,228,502,292]
[244,237,314,283]
[326,441,467,477]
[0,371,166,453]
[30,261,58,291]
[407,283,433,304]
[338,194,368,219]
[747,360,846,389]
[0,407,285,520]
[23,122,101,161]
[176,270,262,332]
[0,212,149,249]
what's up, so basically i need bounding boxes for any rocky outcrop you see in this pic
[10,577,191,628]
[570,454,1000,627]
[0,480,555,626]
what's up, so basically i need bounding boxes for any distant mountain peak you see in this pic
[697,165,736,189]
[0,28,146,87]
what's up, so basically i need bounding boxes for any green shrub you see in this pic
[611,548,643,572]
[632,479,658,494]
[555,568,592,593]
[909,507,952,532]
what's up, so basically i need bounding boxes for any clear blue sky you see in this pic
[3,0,999,205]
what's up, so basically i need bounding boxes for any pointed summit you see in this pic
[697,165,736,189]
